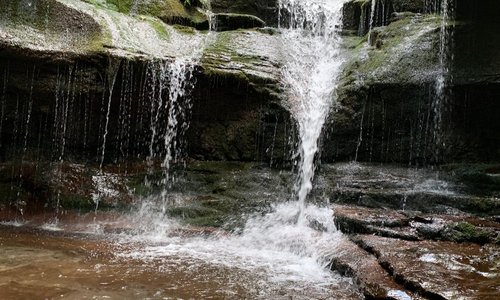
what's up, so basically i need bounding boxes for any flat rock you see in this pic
[330,238,417,299]
[354,235,500,299]
[333,204,499,244]
[334,204,411,228]
[333,204,421,240]
[318,163,500,216]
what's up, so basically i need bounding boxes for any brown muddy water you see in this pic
[0,207,361,300]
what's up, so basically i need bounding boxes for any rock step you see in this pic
[329,189,500,216]
[333,204,500,244]
[353,235,500,299]
[329,238,420,299]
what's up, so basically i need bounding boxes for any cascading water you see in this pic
[155,58,198,212]
[278,0,347,220]
[116,1,354,297]
[432,0,454,160]
[431,0,454,161]
[0,1,360,297]
[368,0,377,44]
[144,13,215,210]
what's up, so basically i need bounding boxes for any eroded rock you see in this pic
[354,235,500,299]
[329,238,417,299]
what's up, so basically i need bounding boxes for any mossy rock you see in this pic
[210,0,277,26]
[352,14,441,85]
[443,222,492,245]
[212,13,265,31]
[1,0,104,53]
[391,0,426,13]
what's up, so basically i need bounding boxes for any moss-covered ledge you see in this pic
[0,0,282,84]
[201,29,283,99]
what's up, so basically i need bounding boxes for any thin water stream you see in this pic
[432,0,454,158]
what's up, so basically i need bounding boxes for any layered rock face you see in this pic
[1,0,498,166]
[0,0,498,210]
[0,0,288,165]
[325,0,500,164]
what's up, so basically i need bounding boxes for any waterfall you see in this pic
[122,3,350,291]
[0,66,7,151]
[158,59,197,212]
[99,62,120,170]
[368,0,376,44]
[432,0,454,161]
[278,0,347,220]
[145,8,215,208]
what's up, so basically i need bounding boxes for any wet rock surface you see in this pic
[0,160,499,299]
[313,164,500,299]
[316,163,500,216]
[0,0,288,164]
[330,238,417,299]
[333,204,500,244]
[1,1,498,165]
[354,235,499,299]
[210,0,277,26]
[0,160,294,228]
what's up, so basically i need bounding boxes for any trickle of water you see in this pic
[159,59,196,209]
[432,0,454,161]
[22,65,36,156]
[278,0,347,220]
[0,65,8,150]
[100,62,120,170]
[117,62,134,163]
[368,0,377,44]
[354,100,366,162]
[205,1,217,32]
[145,7,215,202]
[146,61,168,175]
[95,62,119,213]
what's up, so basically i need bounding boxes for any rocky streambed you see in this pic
[0,161,498,299]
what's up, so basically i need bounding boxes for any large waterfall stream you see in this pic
[109,0,353,297]
[0,0,358,298]
[279,0,347,221]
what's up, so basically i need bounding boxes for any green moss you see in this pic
[82,0,205,27]
[188,215,226,227]
[172,24,196,34]
[447,222,491,245]
[144,17,170,39]
[339,14,442,85]
[84,0,119,11]
[166,204,228,227]
[85,0,133,14]
[127,172,164,196]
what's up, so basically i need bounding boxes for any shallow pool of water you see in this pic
[0,207,361,299]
